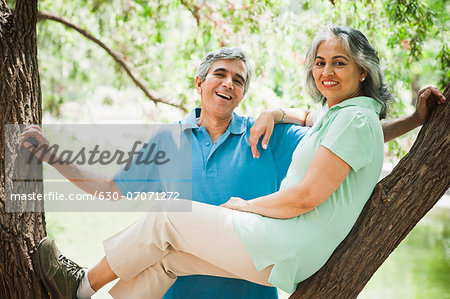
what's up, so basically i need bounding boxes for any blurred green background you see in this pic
[14,0,450,297]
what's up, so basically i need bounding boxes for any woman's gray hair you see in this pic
[305,25,392,119]
[196,47,253,96]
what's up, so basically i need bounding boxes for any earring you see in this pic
[361,77,366,82]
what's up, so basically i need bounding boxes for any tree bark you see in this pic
[0,0,48,298]
[291,82,450,298]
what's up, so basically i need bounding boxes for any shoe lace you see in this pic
[58,255,85,281]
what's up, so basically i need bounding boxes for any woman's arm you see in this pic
[222,146,351,219]
[249,86,446,156]
[382,86,446,142]
[249,108,311,158]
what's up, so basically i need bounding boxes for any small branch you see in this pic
[37,11,188,112]
[179,0,200,26]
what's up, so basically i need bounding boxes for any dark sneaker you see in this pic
[37,238,85,299]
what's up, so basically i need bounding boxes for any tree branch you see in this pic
[37,11,188,112]
[179,0,201,26]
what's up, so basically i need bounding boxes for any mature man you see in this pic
[22,47,444,299]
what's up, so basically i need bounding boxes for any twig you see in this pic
[179,0,200,26]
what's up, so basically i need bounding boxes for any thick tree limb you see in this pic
[291,82,450,298]
[37,11,188,112]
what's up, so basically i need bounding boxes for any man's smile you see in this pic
[216,91,232,100]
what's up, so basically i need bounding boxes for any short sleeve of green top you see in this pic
[232,96,384,294]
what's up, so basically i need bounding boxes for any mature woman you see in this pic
[36,25,422,299]
[222,24,389,292]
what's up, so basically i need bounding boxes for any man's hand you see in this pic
[411,86,446,126]
[19,125,55,163]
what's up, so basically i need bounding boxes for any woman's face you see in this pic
[312,38,367,107]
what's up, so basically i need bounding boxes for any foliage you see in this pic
[30,0,449,157]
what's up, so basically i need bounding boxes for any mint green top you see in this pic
[233,96,384,293]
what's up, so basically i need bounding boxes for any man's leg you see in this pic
[103,199,273,298]
[109,250,273,299]
[87,256,117,291]
[39,200,272,298]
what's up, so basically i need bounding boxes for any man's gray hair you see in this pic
[196,47,253,96]
[305,25,392,119]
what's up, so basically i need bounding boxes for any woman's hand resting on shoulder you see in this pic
[248,110,278,159]
[249,108,312,159]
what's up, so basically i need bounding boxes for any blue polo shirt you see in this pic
[113,108,309,299]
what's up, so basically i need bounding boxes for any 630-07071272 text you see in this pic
[9,191,181,201]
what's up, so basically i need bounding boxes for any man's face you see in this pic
[195,59,247,120]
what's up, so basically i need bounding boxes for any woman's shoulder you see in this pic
[334,102,381,126]
[327,105,382,139]
[337,96,382,117]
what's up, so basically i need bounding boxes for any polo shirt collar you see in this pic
[228,112,246,134]
[181,108,246,135]
[329,96,383,115]
[181,108,200,130]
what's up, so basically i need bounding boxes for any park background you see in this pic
[21,0,450,298]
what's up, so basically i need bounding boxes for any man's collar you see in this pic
[330,96,383,115]
[181,108,246,134]
[228,112,246,134]
[181,108,200,130]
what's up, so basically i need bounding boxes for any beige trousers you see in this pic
[104,199,273,299]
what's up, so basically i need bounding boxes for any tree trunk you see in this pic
[291,82,450,298]
[0,0,48,298]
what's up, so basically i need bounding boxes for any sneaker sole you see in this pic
[36,237,62,299]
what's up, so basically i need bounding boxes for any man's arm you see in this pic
[20,125,122,197]
[382,86,446,142]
